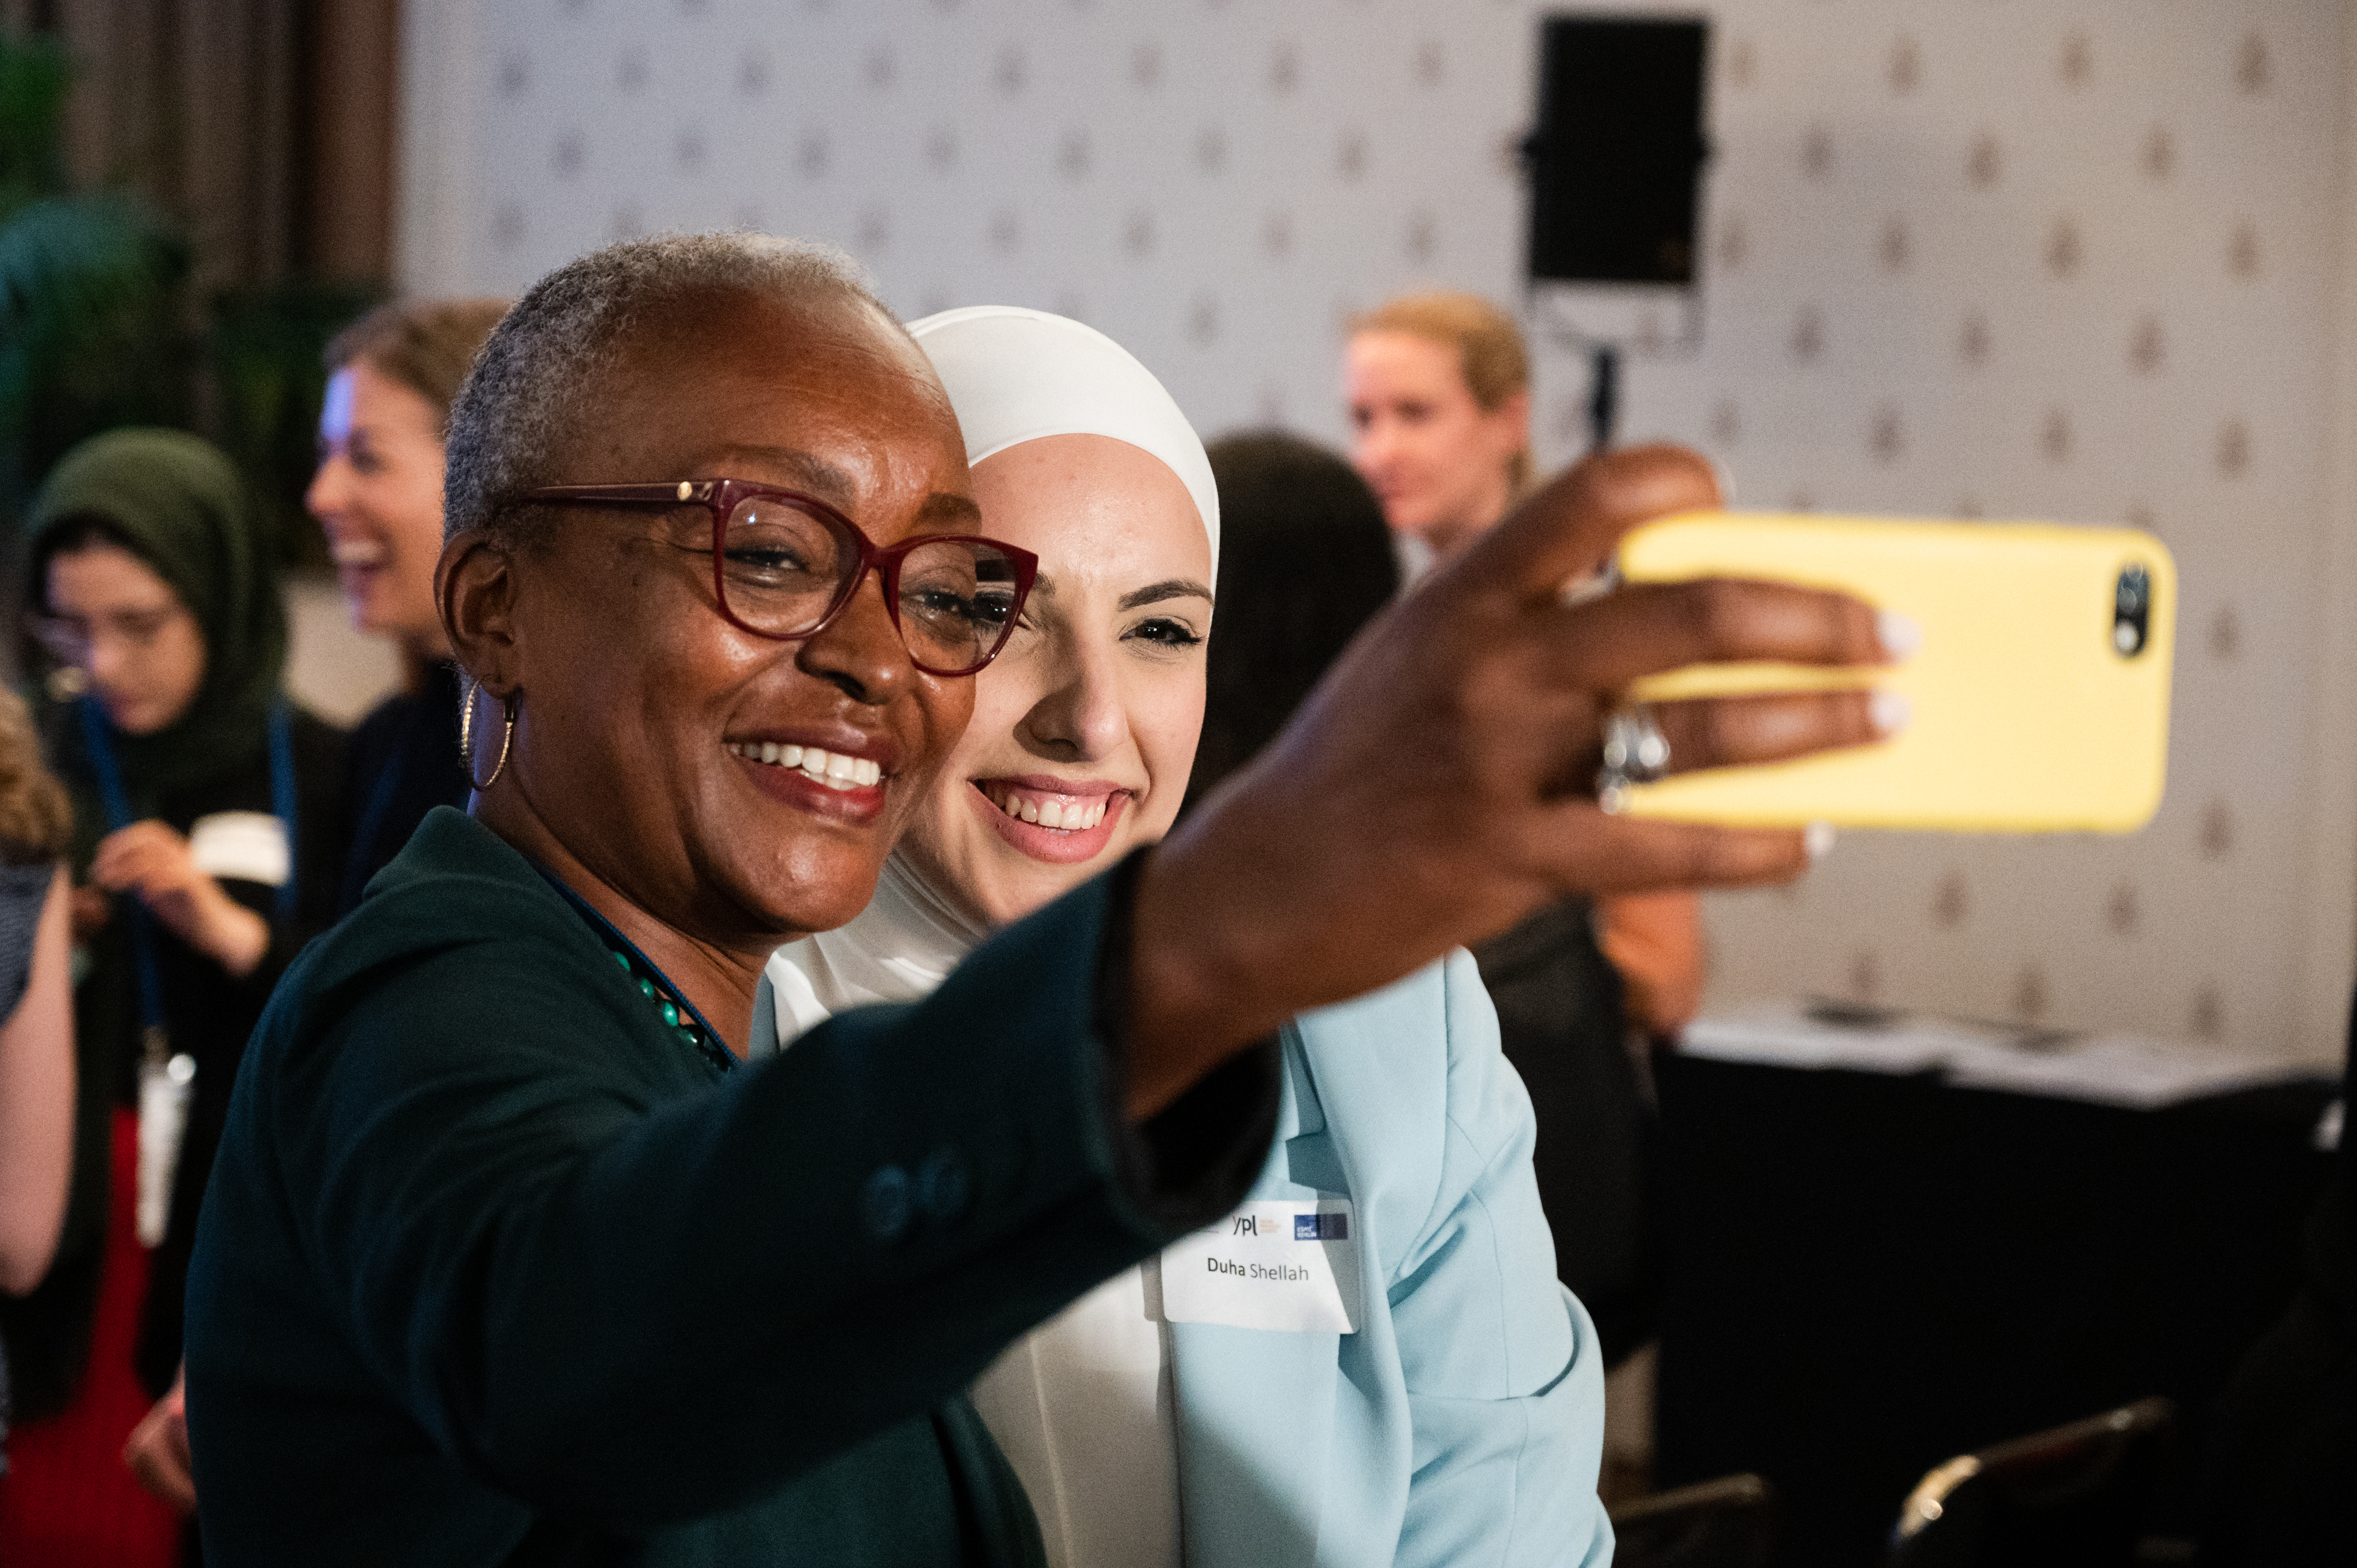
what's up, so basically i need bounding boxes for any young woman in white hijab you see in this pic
[766,307,1608,1568]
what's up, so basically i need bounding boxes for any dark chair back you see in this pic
[1610,1472,1777,1568]
[1886,1397,2176,1568]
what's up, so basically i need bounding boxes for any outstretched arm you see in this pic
[239,858,1270,1533]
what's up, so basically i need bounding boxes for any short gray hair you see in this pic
[442,232,884,543]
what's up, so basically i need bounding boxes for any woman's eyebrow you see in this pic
[916,492,984,529]
[1118,579,1214,611]
[698,444,856,507]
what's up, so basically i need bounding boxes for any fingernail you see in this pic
[1877,611,1923,662]
[1870,689,1913,735]
[1805,821,1837,861]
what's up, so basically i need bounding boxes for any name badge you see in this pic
[1159,1199,1360,1335]
[188,811,290,888]
[135,1045,194,1249]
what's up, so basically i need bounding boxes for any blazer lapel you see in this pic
[1169,1038,1342,1568]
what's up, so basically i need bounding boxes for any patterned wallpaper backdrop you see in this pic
[400,0,2357,1065]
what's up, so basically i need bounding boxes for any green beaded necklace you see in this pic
[606,946,735,1073]
[537,866,736,1074]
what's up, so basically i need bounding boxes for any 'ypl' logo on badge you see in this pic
[1294,1212,1347,1242]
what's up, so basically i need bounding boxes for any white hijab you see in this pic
[765,306,1218,1042]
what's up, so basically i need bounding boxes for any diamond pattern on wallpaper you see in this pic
[425,0,2348,1061]
[1933,872,1968,931]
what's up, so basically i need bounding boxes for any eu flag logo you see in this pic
[1294,1212,1347,1241]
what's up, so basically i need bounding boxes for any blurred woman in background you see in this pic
[1346,290,1703,1364]
[1343,290,1534,577]
[0,430,342,1563]
[1182,432,1397,808]
[99,300,510,1532]
[0,686,79,1475]
[0,688,76,1303]
[307,297,508,911]
[773,307,1610,1568]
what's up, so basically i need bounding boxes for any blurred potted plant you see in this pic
[0,27,191,522]
[3,28,381,573]
[209,278,381,571]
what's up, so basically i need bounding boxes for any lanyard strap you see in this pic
[265,701,298,920]
[343,747,405,905]
[79,697,302,1038]
[78,697,166,1037]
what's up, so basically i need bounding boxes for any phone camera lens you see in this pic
[2112,565,2152,658]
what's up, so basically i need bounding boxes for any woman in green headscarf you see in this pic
[0,429,342,1558]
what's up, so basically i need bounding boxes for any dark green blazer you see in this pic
[185,807,1273,1565]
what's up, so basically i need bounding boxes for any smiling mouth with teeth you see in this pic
[982,784,1111,831]
[727,741,882,790]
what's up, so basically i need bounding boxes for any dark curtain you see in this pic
[8,0,396,292]
[0,0,397,635]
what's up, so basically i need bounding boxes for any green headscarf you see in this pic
[23,428,287,830]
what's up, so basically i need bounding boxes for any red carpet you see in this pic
[0,1107,183,1565]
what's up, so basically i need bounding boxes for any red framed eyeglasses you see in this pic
[519,479,1038,677]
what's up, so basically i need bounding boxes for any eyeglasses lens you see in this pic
[31,620,85,665]
[717,496,855,633]
[32,613,168,664]
[892,541,1021,674]
[719,496,1020,675]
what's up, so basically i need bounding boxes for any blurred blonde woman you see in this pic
[1343,290,1535,570]
[0,687,74,1500]
[1346,290,1703,1364]
[0,687,77,1299]
[308,297,509,912]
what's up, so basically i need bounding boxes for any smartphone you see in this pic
[1609,511,2176,833]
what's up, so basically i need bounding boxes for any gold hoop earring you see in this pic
[461,674,515,791]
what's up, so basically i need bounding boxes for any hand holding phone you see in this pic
[1609,511,2176,833]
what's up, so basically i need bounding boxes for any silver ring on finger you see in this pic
[1595,702,1671,815]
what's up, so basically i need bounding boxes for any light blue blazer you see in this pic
[1170,949,1612,1568]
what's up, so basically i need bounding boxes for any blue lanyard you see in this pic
[79,697,300,1035]
[343,750,405,901]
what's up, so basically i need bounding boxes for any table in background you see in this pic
[1651,1041,2336,1568]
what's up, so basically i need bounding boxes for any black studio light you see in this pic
[1522,15,1712,450]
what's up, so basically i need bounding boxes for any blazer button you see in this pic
[862,1165,912,1242]
[918,1148,970,1222]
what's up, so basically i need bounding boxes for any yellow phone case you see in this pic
[1613,511,2176,833]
